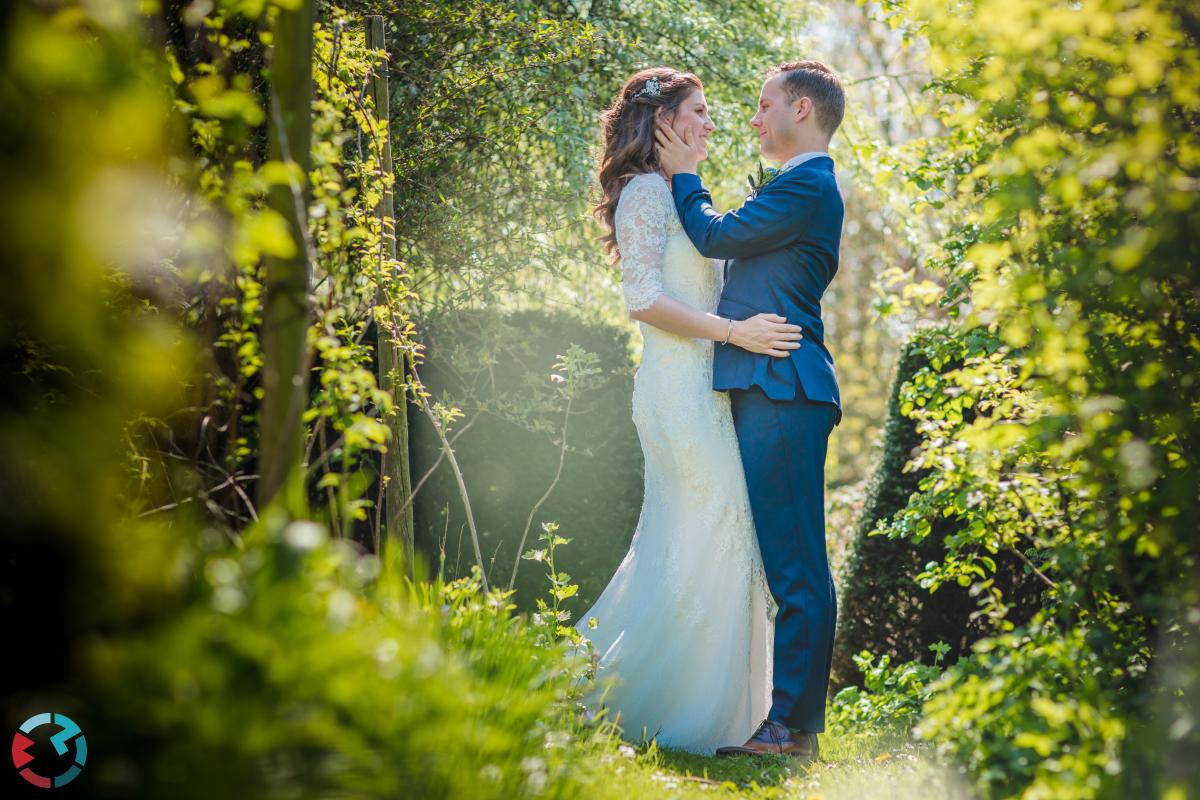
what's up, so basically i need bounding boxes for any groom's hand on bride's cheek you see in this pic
[655,123,699,176]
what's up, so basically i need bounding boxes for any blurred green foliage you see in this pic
[1,0,196,701]
[80,517,601,798]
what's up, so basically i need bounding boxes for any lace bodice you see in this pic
[615,172,721,315]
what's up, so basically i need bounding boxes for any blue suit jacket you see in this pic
[671,157,842,411]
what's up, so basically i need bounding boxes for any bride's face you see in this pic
[664,88,716,160]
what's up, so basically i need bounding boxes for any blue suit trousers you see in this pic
[729,386,839,733]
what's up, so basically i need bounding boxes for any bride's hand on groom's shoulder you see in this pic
[729,313,803,358]
[655,123,701,177]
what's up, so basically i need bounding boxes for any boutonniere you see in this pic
[747,163,781,198]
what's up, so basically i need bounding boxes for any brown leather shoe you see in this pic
[715,720,820,760]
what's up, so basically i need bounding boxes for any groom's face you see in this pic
[750,74,800,161]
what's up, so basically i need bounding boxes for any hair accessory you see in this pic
[632,77,663,100]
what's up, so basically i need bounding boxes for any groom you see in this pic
[656,60,845,760]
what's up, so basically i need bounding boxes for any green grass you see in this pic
[573,729,976,800]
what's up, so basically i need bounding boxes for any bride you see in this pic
[574,68,805,755]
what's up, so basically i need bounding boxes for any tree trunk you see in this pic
[366,14,416,574]
[257,0,315,516]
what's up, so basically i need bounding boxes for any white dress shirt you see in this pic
[779,151,830,172]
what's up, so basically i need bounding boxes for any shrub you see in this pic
[829,646,948,736]
[832,326,1041,687]
[872,0,1199,794]
[915,620,1131,800]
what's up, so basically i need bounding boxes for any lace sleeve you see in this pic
[615,175,673,314]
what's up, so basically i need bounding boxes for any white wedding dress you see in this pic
[574,172,774,755]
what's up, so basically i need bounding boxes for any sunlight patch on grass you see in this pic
[575,729,975,799]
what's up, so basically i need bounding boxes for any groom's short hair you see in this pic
[769,60,845,137]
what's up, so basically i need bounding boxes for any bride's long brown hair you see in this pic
[594,68,703,261]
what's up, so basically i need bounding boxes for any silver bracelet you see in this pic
[721,318,733,346]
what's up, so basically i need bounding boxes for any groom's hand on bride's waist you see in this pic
[729,313,802,358]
